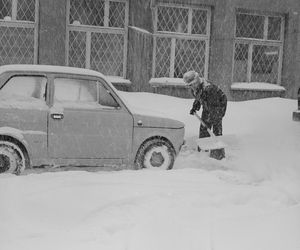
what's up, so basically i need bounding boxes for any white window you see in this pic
[66,0,129,77]
[1,76,47,100]
[233,10,284,84]
[54,78,98,103]
[0,0,38,65]
[153,3,211,78]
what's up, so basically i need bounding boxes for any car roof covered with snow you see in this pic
[0,64,106,79]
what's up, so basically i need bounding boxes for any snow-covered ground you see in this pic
[1,92,300,250]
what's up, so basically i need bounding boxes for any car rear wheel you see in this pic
[0,141,26,174]
[135,138,175,170]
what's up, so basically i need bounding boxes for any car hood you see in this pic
[132,114,184,129]
[115,91,184,129]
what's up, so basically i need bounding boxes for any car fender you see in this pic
[130,126,185,165]
[0,126,30,151]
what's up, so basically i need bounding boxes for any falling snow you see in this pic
[0,92,300,250]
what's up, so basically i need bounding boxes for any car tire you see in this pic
[135,138,175,170]
[0,140,27,174]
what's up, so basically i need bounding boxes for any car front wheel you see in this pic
[0,141,27,174]
[135,138,175,170]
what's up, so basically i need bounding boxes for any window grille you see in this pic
[0,0,38,65]
[175,38,206,78]
[66,0,128,77]
[153,4,211,79]
[233,11,284,84]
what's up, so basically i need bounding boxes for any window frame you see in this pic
[152,2,211,79]
[233,10,285,84]
[65,0,129,78]
[50,74,122,110]
[0,73,48,102]
[53,77,100,104]
[0,0,39,64]
[97,79,121,109]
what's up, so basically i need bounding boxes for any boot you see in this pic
[209,148,225,160]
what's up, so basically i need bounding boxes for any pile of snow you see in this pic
[1,92,300,250]
[231,82,286,91]
[149,77,186,87]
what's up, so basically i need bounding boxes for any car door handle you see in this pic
[51,113,64,120]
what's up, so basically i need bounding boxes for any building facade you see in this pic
[0,0,299,100]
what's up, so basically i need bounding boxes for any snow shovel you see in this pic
[194,112,227,152]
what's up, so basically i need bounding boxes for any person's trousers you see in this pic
[199,111,225,160]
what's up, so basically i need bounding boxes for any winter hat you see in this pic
[183,70,199,86]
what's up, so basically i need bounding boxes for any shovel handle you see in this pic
[194,113,216,138]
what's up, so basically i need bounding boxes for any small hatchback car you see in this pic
[0,65,185,174]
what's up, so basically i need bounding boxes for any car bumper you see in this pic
[293,110,300,121]
[179,139,186,152]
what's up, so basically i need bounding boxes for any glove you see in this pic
[190,108,196,115]
[190,100,201,115]
[192,100,201,111]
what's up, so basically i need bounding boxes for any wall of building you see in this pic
[127,0,300,100]
[38,0,66,65]
[205,0,300,99]
[293,8,300,98]
[127,27,153,92]
[228,0,300,99]
[207,0,233,98]
[129,0,153,32]
[35,0,300,100]
[127,0,154,92]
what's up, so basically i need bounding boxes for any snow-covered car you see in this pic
[293,87,300,121]
[0,65,185,174]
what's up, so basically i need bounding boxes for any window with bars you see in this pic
[233,11,284,84]
[66,0,128,77]
[153,4,211,79]
[0,0,38,65]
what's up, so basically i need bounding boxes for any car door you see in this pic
[48,75,133,160]
[0,74,49,157]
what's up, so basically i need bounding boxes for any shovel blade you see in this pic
[196,137,226,151]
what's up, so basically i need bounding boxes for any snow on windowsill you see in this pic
[149,77,187,87]
[129,26,152,35]
[231,82,286,92]
[106,76,132,86]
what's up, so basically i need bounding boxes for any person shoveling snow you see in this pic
[183,70,227,160]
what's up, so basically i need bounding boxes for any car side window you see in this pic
[0,76,47,101]
[98,81,120,108]
[54,78,98,105]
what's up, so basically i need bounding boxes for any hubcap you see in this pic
[150,151,165,167]
[144,145,171,169]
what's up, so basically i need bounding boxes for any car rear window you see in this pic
[0,75,47,100]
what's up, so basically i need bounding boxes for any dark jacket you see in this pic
[192,83,227,123]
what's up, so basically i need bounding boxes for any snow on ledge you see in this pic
[231,82,286,92]
[149,77,187,87]
[106,76,132,86]
[129,26,152,35]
